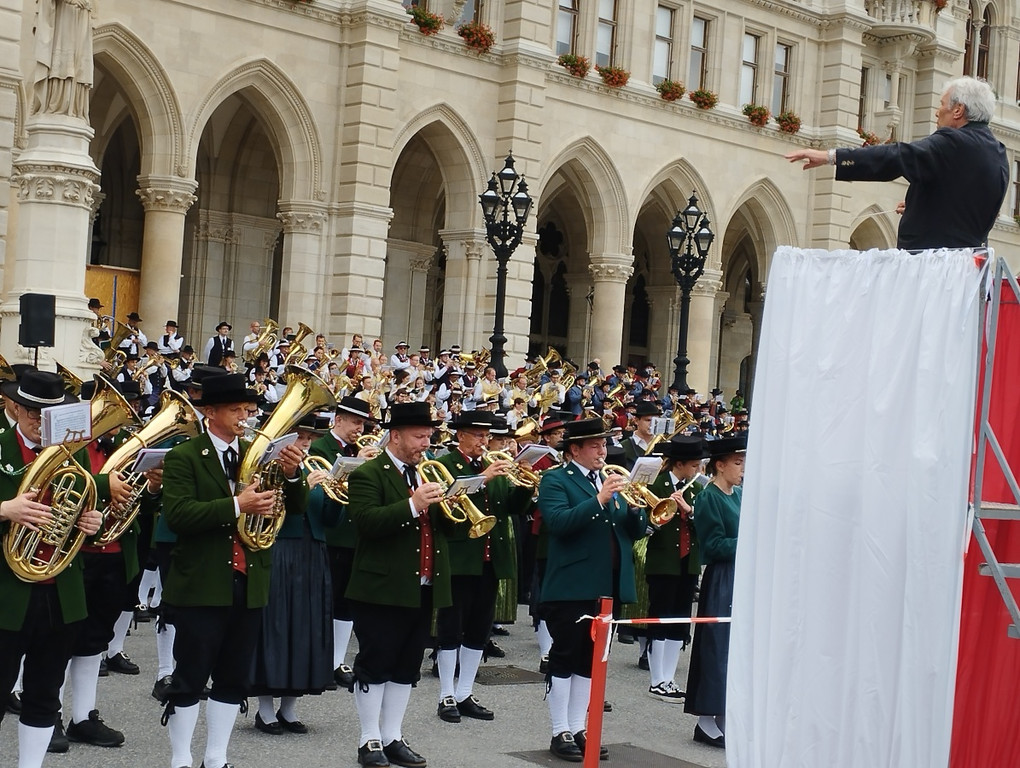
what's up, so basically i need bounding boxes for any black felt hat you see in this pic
[386,402,441,429]
[336,395,372,420]
[448,411,494,431]
[195,374,258,406]
[657,435,709,461]
[562,417,613,445]
[706,435,747,456]
[2,370,77,408]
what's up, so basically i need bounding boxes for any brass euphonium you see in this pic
[104,320,134,367]
[417,459,496,538]
[95,390,203,545]
[0,352,17,383]
[56,362,83,396]
[599,464,678,526]
[483,450,540,489]
[244,318,279,365]
[3,375,142,582]
[282,322,315,368]
[236,365,337,550]
[644,407,698,456]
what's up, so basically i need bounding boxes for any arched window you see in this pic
[963,5,993,79]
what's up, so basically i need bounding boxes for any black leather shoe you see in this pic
[48,718,69,753]
[106,652,140,675]
[98,657,108,677]
[383,738,426,767]
[66,709,125,747]
[277,709,308,734]
[255,711,283,735]
[334,663,356,690]
[616,630,635,644]
[603,700,613,712]
[693,723,725,748]
[491,625,510,636]
[358,739,390,766]
[437,695,461,723]
[573,730,609,760]
[6,691,21,715]
[549,731,583,762]
[484,639,506,658]
[638,650,649,670]
[151,675,173,703]
[456,694,494,720]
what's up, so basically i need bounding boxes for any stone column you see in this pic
[277,203,328,331]
[382,238,434,345]
[439,228,487,349]
[1,114,102,370]
[136,176,197,329]
[646,285,679,374]
[564,270,593,362]
[480,231,537,365]
[0,0,21,294]
[686,269,723,395]
[588,255,633,369]
[329,202,393,341]
[185,210,238,337]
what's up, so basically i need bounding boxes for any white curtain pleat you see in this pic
[727,247,983,768]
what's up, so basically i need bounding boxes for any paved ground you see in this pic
[1,607,727,768]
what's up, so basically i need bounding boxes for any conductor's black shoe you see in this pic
[98,657,108,676]
[437,695,461,723]
[491,625,510,636]
[573,730,609,761]
[616,630,635,644]
[6,691,21,715]
[383,738,427,767]
[47,719,69,753]
[549,731,583,762]
[357,739,390,766]
[539,655,549,674]
[106,652,140,675]
[638,650,649,670]
[277,709,308,734]
[485,639,506,658]
[66,709,125,747]
[334,664,356,690]
[151,675,173,703]
[254,711,283,735]
[693,723,726,748]
[456,694,494,720]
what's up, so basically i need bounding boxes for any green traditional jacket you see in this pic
[644,471,703,576]
[309,431,356,548]
[435,449,532,579]
[345,451,452,610]
[0,428,111,630]
[161,432,307,609]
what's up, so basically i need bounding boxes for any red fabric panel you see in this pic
[951,281,1020,768]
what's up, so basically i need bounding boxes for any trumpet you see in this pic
[355,432,381,450]
[417,460,496,538]
[302,454,353,504]
[600,464,677,526]
[644,407,698,455]
[483,450,541,489]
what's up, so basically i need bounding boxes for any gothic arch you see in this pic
[188,58,323,202]
[540,136,630,256]
[722,177,797,274]
[850,204,897,249]
[93,23,185,178]
[392,104,488,230]
[635,159,718,228]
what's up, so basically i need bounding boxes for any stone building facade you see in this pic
[1,0,1019,395]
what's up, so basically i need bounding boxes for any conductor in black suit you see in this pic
[787,76,1008,250]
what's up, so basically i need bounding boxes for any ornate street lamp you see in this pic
[667,192,715,393]
[479,152,533,379]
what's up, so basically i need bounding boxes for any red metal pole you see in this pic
[584,596,614,768]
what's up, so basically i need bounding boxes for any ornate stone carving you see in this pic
[32,0,95,119]
[409,255,434,273]
[195,220,240,244]
[80,325,104,365]
[277,209,326,233]
[588,262,634,283]
[89,190,105,224]
[11,163,100,210]
[136,186,198,213]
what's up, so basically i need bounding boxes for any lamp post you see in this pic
[479,152,533,379]
[667,192,715,393]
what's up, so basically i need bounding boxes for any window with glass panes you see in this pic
[689,16,709,90]
[596,0,618,67]
[653,6,675,84]
[456,0,480,25]
[1013,159,1020,218]
[556,0,579,56]
[740,33,760,105]
[857,67,869,128]
[772,43,791,114]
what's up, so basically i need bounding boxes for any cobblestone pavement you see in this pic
[1,607,728,768]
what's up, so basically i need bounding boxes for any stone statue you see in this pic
[32,0,95,119]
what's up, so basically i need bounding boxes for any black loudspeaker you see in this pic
[19,293,56,348]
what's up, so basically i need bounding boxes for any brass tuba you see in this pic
[56,362,83,396]
[282,322,315,368]
[243,319,279,365]
[94,390,203,545]
[236,365,337,550]
[417,459,496,538]
[0,352,17,383]
[104,320,134,367]
[3,375,142,582]
[600,464,678,526]
[525,346,561,386]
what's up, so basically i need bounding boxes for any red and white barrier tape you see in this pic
[578,614,732,662]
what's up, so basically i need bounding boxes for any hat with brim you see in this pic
[562,417,613,445]
[657,435,709,462]
[540,410,571,434]
[116,380,142,402]
[634,402,662,418]
[185,364,222,391]
[706,434,747,457]
[89,298,103,309]
[295,413,331,435]
[395,341,408,349]
[386,401,441,429]
[2,370,78,409]
[336,395,372,420]
[194,373,258,406]
[10,364,36,382]
[489,415,509,436]
[216,322,231,332]
[127,312,142,322]
[449,411,494,431]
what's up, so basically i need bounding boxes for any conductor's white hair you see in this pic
[944,76,996,123]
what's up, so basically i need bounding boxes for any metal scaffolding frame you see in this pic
[972,253,1020,639]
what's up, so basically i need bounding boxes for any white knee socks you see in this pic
[379,681,411,745]
[168,702,200,768]
[107,611,133,657]
[567,674,591,735]
[333,619,353,669]
[455,646,483,702]
[69,653,102,724]
[536,621,553,656]
[156,623,176,680]
[546,675,570,736]
[203,699,239,768]
[18,722,53,768]
[355,683,385,745]
[437,649,458,700]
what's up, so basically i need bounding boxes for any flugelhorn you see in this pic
[483,450,540,489]
[417,460,496,538]
[302,454,364,505]
[599,464,678,526]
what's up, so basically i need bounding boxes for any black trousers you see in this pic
[436,563,497,651]
[0,585,80,728]
[74,551,128,656]
[350,587,433,686]
[327,545,355,622]
[163,572,263,708]
[542,600,599,679]
[646,567,699,643]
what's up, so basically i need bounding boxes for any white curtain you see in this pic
[727,247,983,768]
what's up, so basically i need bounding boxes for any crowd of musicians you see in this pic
[0,306,751,768]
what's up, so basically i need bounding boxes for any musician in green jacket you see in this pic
[645,435,704,703]
[160,373,305,768]
[345,402,451,768]
[0,371,103,768]
[433,411,532,725]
